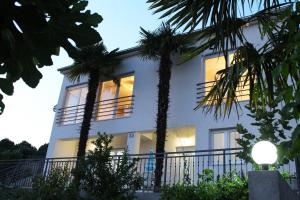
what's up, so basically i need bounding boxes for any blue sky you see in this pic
[0,1,266,148]
[0,1,161,148]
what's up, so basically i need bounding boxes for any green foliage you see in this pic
[0,0,102,114]
[146,0,300,170]
[80,133,143,200]
[139,23,194,190]
[0,139,14,152]
[280,171,293,181]
[0,166,75,200]
[216,172,248,200]
[148,0,300,171]
[161,169,248,200]
[0,138,48,160]
[236,100,296,165]
[32,166,76,200]
[139,23,188,59]
[37,144,49,157]
[64,43,119,83]
[65,43,120,188]
[148,0,289,64]
[0,187,33,200]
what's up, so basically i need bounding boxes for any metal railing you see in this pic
[56,95,134,125]
[196,77,250,103]
[0,149,297,190]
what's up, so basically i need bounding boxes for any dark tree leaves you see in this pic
[0,0,103,114]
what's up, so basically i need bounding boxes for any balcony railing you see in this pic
[0,148,297,190]
[56,95,134,125]
[196,77,250,103]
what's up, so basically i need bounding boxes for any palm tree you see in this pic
[139,23,187,191]
[64,42,119,187]
[147,0,300,185]
[147,0,292,114]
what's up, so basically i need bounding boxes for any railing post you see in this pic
[223,149,226,174]
[43,158,49,177]
[163,153,168,186]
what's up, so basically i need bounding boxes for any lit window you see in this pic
[62,85,88,125]
[116,76,134,118]
[97,75,134,120]
[204,54,249,101]
[211,129,240,149]
[210,129,240,163]
[110,149,124,156]
[97,80,118,120]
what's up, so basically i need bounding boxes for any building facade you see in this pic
[46,23,264,159]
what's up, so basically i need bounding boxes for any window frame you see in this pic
[95,74,135,121]
[209,128,239,150]
[61,83,88,125]
[209,128,242,165]
[202,52,250,103]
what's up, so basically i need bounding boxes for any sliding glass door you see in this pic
[96,75,134,120]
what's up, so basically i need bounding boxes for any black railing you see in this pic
[196,77,250,103]
[0,149,297,190]
[56,95,134,125]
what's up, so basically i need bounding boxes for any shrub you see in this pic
[161,169,248,200]
[80,133,143,200]
[216,172,248,200]
[0,187,33,200]
[32,165,76,200]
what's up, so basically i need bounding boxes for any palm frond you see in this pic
[139,22,188,59]
[198,4,297,118]
[64,63,90,83]
[148,0,291,63]
[64,42,120,83]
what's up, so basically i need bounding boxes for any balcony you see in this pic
[196,77,250,104]
[55,95,134,125]
[0,148,296,190]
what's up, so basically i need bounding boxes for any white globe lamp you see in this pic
[251,141,277,170]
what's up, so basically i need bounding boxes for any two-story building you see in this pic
[46,23,263,160]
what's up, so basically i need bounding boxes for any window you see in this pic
[204,54,249,101]
[59,75,134,125]
[62,85,88,125]
[110,148,124,156]
[211,129,239,149]
[97,75,134,120]
[210,129,240,164]
[210,129,240,163]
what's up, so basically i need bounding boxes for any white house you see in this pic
[46,23,264,160]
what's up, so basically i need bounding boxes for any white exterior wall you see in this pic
[46,24,265,158]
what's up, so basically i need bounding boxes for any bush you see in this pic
[161,169,248,200]
[80,133,143,200]
[32,165,76,200]
[0,187,33,200]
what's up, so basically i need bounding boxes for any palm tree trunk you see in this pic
[154,51,172,192]
[295,156,300,189]
[73,68,99,189]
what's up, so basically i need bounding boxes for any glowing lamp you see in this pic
[251,141,277,169]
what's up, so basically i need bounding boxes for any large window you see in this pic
[62,85,88,125]
[210,129,240,163]
[211,129,239,149]
[59,75,134,125]
[204,54,249,101]
[97,75,134,120]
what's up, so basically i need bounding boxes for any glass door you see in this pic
[97,80,117,120]
[116,76,134,118]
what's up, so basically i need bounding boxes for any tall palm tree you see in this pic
[147,0,292,113]
[147,0,300,185]
[64,42,119,187]
[139,23,187,191]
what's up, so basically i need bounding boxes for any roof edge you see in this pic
[57,46,141,72]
